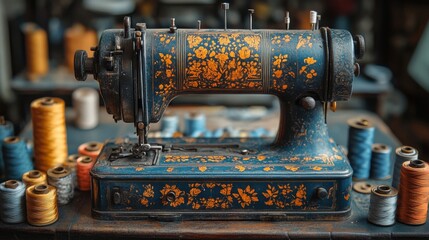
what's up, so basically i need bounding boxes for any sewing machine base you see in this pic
[91,138,352,221]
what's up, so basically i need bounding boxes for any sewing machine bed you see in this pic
[92,138,351,221]
[6,110,429,239]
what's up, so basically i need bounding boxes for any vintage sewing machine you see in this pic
[74,6,364,221]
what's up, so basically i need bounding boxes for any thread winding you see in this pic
[347,118,375,179]
[0,180,26,223]
[72,87,99,129]
[76,156,94,191]
[26,184,58,226]
[368,185,398,226]
[2,136,33,180]
[23,23,49,80]
[22,170,47,188]
[396,160,429,225]
[392,146,418,189]
[31,97,68,172]
[370,144,391,179]
[47,166,74,205]
[63,154,81,188]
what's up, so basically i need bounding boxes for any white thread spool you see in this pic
[72,87,99,129]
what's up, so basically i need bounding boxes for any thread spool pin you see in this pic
[52,166,67,175]
[169,18,177,33]
[33,184,49,194]
[248,9,254,30]
[221,3,229,31]
[197,20,201,30]
[285,11,290,30]
[85,142,100,152]
[401,146,415,154]
[81,156,92,164]
[310,11,317,30]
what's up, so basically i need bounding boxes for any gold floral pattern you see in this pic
[270,34,296,93]
[187,183,234,209]
[140,184,154,207]
[164,155,226,163]
[232,185,259,208]
[299,57,318,84]
[185,34,262,89]
[153,33,176,116]
[296,35,313,49]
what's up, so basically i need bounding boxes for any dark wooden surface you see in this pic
[3,109,429,239]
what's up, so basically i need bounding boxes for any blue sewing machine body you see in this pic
[74,13,363,220]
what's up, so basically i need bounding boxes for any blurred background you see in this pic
[0,0,428,159]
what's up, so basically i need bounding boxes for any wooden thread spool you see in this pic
[397,160,429,225]
[23,23,49,81]
[64,24,97,72]
[22,170,47,188]
[76,156,94,191]
[78,142,103,160]
[26,184,58,226]
[31,97,68,172]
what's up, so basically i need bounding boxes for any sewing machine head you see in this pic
[74,7,364,148]
[73,6,364,221]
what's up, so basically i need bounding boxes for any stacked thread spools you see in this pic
[347,118,374,179]
[397,159,429,225]
[72,88,99,130]
[2,136,33,180]
[0,180,26,223]
[23,23,49,81]
[391,146,418,189]
[26,184,58,226]
[78,142,103,160]
[31,97,68,172]
[47,166,74,205]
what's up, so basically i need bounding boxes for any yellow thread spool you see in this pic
[23,23,49,81]
[22,170,47,188]
[31,97,68,172]
[26,184,58,226]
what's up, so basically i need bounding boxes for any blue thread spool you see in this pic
[0,180,26,223]
[161,113,179,136]
[2,137,34,180]
[391,146,418,189]
[184,113,206,137]
[249,127,270,138]
[0,117,14,178]
[213,128,225,138]
[370,144,391,179]
[347,118,375,179]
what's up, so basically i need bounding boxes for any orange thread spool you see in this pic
[76,156,94,191]
[397,160,429,225]
[31,97,68,172]
[23,23,49,81]
[78,142,103,160]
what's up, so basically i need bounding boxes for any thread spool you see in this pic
[72,88,99,129]
[76,156,94,191]
[31,97,68,172]
[0,117,14,177]
[392,146,418,189]
[23,23,49,81]
[64,24,97,72]
[2,136,33,180]
[160,112,179,135]
[63,154,80,188]
[47,166,74,205]
[397,160,429,225]
[26,184,58,226]
[370,144,391,179]
[347,118,375,179]
[78,142,103,160]
[0,180,26,223]
[184,112,206,137]
[22,170,47,188]
[368,185,398,226]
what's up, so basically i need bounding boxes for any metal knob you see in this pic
[74,50,94,81]
[353,35,365,60]
[316,187,328,200]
